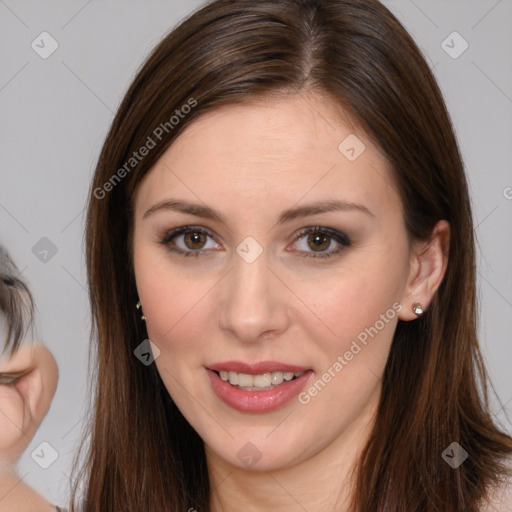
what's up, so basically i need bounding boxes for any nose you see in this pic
[218,247,290,344]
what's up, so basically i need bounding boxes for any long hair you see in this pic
[72,1,512,510]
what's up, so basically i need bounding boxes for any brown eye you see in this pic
[159,226,220,257]
[290,226,351,259]
[307,232,331,252]
[184,231,208,250]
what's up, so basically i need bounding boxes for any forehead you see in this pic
[163,92,371,168]
[134,93,400,222]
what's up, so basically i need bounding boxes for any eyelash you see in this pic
[158,225,351,259]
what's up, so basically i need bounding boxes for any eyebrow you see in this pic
[142,198,374,224]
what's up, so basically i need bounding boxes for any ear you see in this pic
[0,343,58,467]
[398,219,450,321]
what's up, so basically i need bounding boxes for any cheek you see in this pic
[0,386,29,459]
[296,278,397,369]
[291,275,401,422]
[141,277,206,346]
[134,250,215,360]
[288,241,408,381]
[296,259,404,339]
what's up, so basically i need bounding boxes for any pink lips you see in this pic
[206,361,314,413]
[207,360,310,374]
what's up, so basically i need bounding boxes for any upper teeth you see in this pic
[218,370,305,388]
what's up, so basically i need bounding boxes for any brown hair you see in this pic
[73,0,512,510]
[0,244,35,357]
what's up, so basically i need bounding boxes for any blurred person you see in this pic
[0,245,61,512]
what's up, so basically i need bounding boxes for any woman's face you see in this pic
[132,92,416,471]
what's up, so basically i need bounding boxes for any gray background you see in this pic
[1,0,511,506]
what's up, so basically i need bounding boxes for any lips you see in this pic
[206,361,314,412]
[207,360,311,374]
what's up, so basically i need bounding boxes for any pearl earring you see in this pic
[412,303,424,316]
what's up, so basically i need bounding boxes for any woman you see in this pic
[17,0,512,510]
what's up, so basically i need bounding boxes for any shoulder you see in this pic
[479,453,512,512]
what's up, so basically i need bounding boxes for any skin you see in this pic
[0,341,59,512]
[132,91,450,512]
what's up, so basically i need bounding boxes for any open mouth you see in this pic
[207,367,314,412]
[212,369,305,391]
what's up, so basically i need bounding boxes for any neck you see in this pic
[0,467,56,512]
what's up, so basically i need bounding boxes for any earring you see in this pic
[136,300,146,320]
[412,303,424,316]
